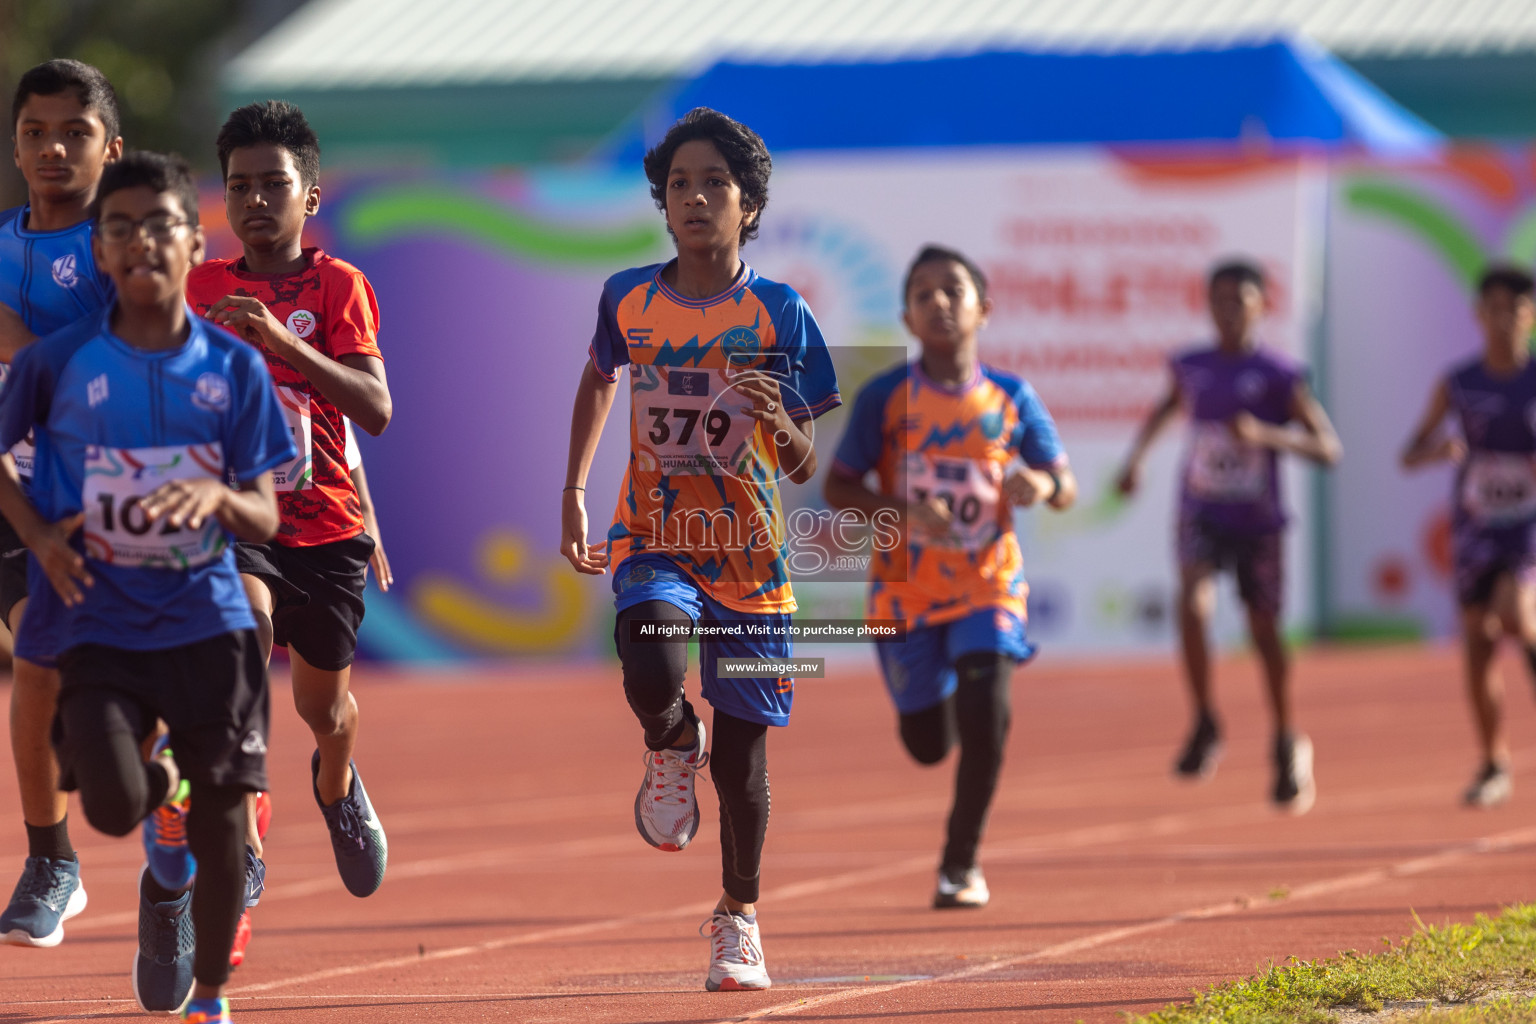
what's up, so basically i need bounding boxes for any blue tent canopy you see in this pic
[615,38,1440,160]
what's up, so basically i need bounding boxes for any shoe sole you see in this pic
[933,894,989,909]
[707,975,772,991]
[0,883,88,948]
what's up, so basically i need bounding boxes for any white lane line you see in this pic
[721,825,1536,1022]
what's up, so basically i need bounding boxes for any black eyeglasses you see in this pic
[97,213,189,245]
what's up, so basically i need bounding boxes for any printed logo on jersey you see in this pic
[669,371,709,397]
[86,374,109,408]
[286,309,317,339]
[240,730,267,755]
[51,254,79,288]
[721,325,761,362]
[1237,370,1268,403]
[193,372,231,413]
[621,563,656,590]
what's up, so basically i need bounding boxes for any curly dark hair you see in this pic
[1479,262,1535,299]
[216,100,321,188]
[643,107,771,246]
[94,150,200,228]
[12,59,120,141]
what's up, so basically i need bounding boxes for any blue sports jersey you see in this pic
[0,306,295,651]
[0,205,112,336]
[0,205,114,479]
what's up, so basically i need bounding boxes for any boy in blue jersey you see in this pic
[562,108,839,991]
[0,58,121,948]
[0,151,294,1023]
[1402,265,1536,808]
[826,246,1077,908]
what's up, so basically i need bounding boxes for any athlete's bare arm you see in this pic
[1401,376,1465,469]
[205,295,392,435]
[562,362,619,575]
[0,303,35,363]
[140,471,280,543]
[0,453,91,605]
[824,465,949,539]
[1229,380,1342,466]
[351,461,392,591]
[1003,462,1079,511]
[1117,372,1183,496]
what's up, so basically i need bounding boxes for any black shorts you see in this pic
[1177,515,1284,618]
[237,534,373,672]
[0,509,29,630]
[55,630,270,791]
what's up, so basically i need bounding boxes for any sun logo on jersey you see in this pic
[51,254,79,288]
[721,325,761,362]
[286,309,318,339]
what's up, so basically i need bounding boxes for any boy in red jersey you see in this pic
[826,246,1076,909]
[561,108,839,991]
[183,102,391,930]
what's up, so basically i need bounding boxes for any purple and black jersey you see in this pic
[1173,345,1303,535]
[1446,357,1536,532]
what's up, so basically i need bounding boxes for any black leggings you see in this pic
[898,652,1014,874]
[618,601,771,903]
[58,687,247,987]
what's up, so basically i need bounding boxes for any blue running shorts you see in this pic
[876,606,1034,714]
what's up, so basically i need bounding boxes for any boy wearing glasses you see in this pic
[0,150,293,1022]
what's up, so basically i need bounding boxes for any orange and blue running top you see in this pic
[589,261,841,614]
[831,360,1068,628]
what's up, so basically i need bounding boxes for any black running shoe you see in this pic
[1272,733,1316,815]
[1174,712,1221,778]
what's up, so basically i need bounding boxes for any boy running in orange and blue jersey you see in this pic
[561,107,839,991]
[1402,264,1536,808]
[825,245,1076,909]
[0,58,121,949]
[1117,260,1340,815]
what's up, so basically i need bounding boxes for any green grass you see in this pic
[1130,905,1536,1023]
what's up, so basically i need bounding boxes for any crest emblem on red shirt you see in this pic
[286,309,317,339]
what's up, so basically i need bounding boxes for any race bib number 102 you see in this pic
[82,443,227,568]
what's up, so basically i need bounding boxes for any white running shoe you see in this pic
[634,721,708,852]
[1464,762,1512,808]
[1273,733,1316,816]
[702,910,771,991]
[933,866,990,909]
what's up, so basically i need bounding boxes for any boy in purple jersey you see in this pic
[1402,265,1536,808]
[0,58,121,948]
[1117,260,1340,814]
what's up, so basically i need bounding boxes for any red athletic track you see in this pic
[2,644,1535,1023]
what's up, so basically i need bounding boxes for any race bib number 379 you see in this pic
[633,367,760,477]
[82,443,227,568]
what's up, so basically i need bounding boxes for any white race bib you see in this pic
[1462,453,1536,527]
[82,443,227,568]
[905,453,1003,551]
[1186,422,1267,502]
[634,366,760,477]
[271,386,312,491]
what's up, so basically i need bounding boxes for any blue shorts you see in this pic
[613,553,794,728]
[875,606,1034,714]
[15,555,66,668]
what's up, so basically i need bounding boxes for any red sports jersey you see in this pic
[186,248,382,547]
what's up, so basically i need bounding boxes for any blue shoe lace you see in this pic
[327,797,368,856]
[10,857,74,912]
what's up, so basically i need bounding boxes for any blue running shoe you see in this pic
[143,737,195,891]
[183,996,232,1023]
[132,865,194,1013]
[243,845,265,908]
[0,855,87,947]
[312,751,387,897]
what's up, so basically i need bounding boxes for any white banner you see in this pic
[745,148,1325,653]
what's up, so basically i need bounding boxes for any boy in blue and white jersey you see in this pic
[0,58,121,949]
[0,151,293,1023]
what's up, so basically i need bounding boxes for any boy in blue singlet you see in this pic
[0,58,121,948]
